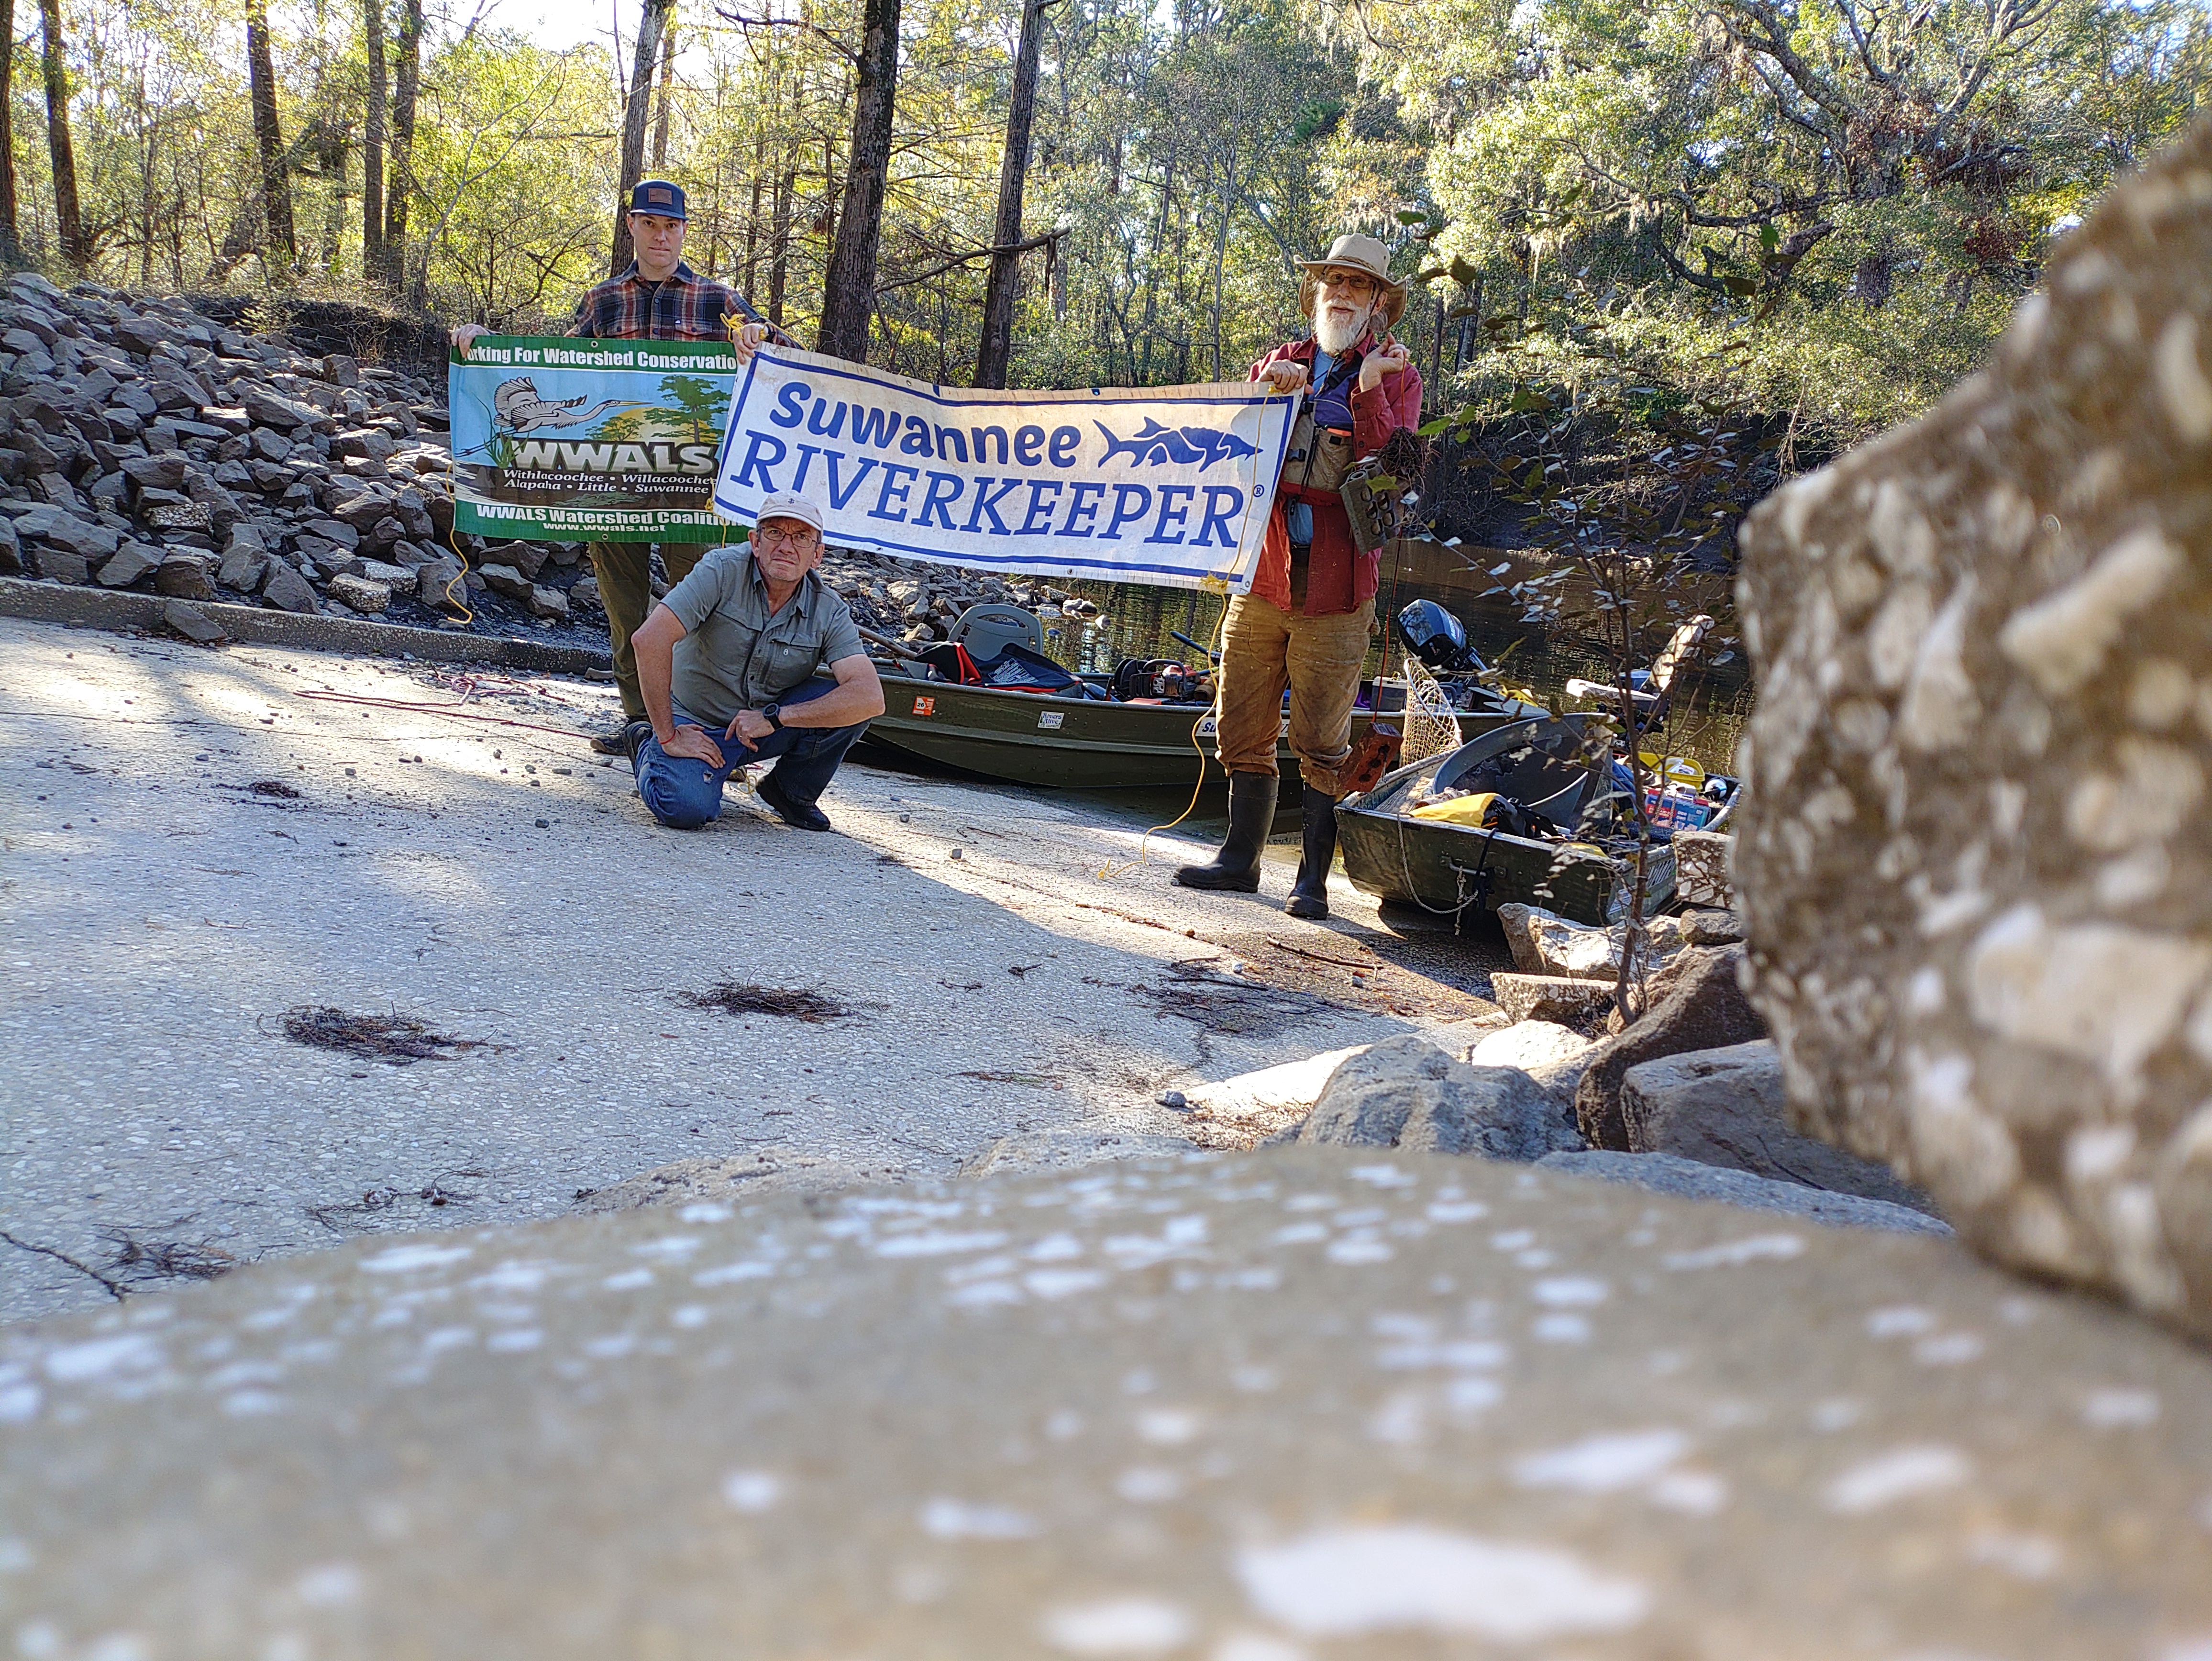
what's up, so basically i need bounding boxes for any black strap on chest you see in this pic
[1305,350,1363,415]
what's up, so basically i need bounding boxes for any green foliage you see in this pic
[3,0,2201,458]
[1334,0,2211,440]
[659,373,730,444]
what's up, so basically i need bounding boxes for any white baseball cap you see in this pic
[755,490,826,534]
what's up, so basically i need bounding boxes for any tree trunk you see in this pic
[742,167,763,294]
[136,67,156,286]
[816,0,901,362]
[767,165,792,326]
[650,22,676,171]
[244,0,295,266]
[974,0,1049,388]
[608,0,674,277]
[1207,160,1237,380]
[37,0,82,266]
[1135,136,1176,382]
[0,0,18,263]
[362,0,386,281]
[321,133,347,275]
[383,0,420,259]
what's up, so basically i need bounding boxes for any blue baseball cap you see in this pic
[629,179,687,220]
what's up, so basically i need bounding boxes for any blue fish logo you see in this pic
[1095,417,1260,472]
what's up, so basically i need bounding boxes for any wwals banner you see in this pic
[712,349,1297,590]
[448,337,740,543]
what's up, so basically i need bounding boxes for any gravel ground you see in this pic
[0,615,1508,1324]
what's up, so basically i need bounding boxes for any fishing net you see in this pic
[1398,657,1463,766]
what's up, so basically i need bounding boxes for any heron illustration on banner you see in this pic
[490,377,638,434]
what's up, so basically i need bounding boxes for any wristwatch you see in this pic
[761,703,783,731]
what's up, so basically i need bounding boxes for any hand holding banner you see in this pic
[712,349,1295,592]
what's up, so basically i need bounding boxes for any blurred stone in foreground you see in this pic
[4,1149,2208,1657]
[1736,116,2212,1339]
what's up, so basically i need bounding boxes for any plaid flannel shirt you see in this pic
[569,260,767,342]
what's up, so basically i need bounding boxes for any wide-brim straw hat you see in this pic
[1296,233,1408,328]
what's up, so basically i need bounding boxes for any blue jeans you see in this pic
[632,676,869,829]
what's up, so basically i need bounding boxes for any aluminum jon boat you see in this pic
[1335,716,1677,927]
[860,661,1544,791]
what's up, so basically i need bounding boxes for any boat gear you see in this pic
[1172,771,1278,892]
[1112,658,1211,704]
[1609,759,1723,840]
[1338,722,1403,797]
[913,640,1099,697]
[1636,751,1706,788]
[1285,783,1338,918]
[1565,675,1657,707]
[1169,629,1222,664]
[948,601,1047,661]
[1340,455,1405,554]
[1439,718,1609,836]
[1411,791,1543,838]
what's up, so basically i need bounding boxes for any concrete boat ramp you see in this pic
[0,613,1498,1326]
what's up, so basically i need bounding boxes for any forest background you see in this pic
[1,0,2207,543]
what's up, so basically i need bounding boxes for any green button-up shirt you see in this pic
[661,545,866,730]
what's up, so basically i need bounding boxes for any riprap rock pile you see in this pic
[0,272,1103,648]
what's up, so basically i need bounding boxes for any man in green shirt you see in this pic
[626,491,884,831]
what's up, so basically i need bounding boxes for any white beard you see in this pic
[1314,303,1371,356]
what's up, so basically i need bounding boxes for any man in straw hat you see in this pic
[1174,232,1422,918]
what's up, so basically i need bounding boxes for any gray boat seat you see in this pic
[1433,716,1606,831]
[950,603,1046,661]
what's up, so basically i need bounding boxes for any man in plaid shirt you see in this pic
[453,179,791,750]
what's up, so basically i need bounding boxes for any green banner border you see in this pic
[453,501,749,545]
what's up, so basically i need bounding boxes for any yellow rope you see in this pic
[1095,587,1232,881]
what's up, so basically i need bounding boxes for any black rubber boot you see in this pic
[1283,783,1338,919]
[1173,772,1278,893]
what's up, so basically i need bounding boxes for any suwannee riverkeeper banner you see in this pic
[447,337,741,543]
[712,349,1297,591]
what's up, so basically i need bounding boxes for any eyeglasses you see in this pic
[755,523,817,548]
[1317,270,1378,295]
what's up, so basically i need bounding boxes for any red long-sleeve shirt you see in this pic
[1248,333,1424,617]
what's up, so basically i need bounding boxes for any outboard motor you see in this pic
[1395,599,1484,675]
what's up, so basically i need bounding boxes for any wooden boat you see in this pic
[859,660,1544,791]
[1336,716,1676,927]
